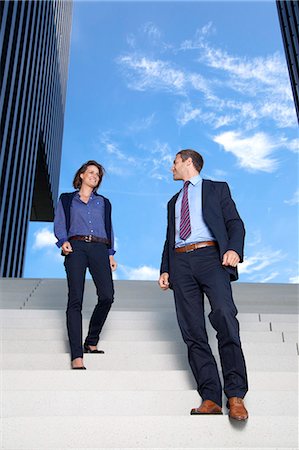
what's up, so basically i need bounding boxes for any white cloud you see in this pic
[247,230,262,247]
[33,228,56,250]
[128,113,155,132]
[213,130,279,172]
[177,102,201,126]
[176,101,235,129]
[99,130,173,182]
[141,22,161,42]
[196,41,296,128]
[112,271,118,281]
[117,54,211,97]
[199,44,287,91]
[106,164,128,176]
[289,275,299,284]
[284,189,299,206]
[239,250,284,275]
[213,169,228,179]
[118,55,187,93]
[213,115,234,129]
[149,141,173,180]
[114,236,119,251]
[119,264,159,281]
[259,102,296,129]
[126,34,136,49]
[118,25,297,130]
[180,22,214,50]
[281,138,299,153]
[100,132,134,163]
[259,272,279,283]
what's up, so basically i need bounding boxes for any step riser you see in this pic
[1,340,297,355]
[1,279,298,449]
[1,354,297,371]
[2,416,298,448]
[1,329,290,343]
[2,309,298,323]
[0,319,275,331]
[3,370,297,391]
[3,390,297,418]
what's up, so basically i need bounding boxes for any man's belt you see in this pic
[69,235,109,244]
[175,241,217,253]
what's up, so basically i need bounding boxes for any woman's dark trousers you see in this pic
[64,241,114,360]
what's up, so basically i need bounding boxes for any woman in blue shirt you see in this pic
[54,160,117,369]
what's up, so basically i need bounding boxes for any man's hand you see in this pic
[222,250,240,267]
[159,272,170,290]
[109,255,117,271]
[62,241,73,255]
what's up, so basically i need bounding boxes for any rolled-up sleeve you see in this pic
[108,224,116,256]
[54,200,68,248]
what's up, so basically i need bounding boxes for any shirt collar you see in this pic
[188,174,202,186]
[75,191,94,200]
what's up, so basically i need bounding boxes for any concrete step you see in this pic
[2,308,298,323]
[282,332,299,343]
[1,279,298,313]
[0,328,287,343]
[1,353,297,371]
[0,309,266,322]
[3,370,297,392]
[3,390,297,418]
[2,340,297,356]
[260,313,299,323]
[0,318,273,332]
[2,416,298,448]
[270,322,298,332]
[1,279,298,449]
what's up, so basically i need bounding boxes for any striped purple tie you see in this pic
[179,181,191,240]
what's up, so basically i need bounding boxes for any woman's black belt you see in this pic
[69,235,109,244]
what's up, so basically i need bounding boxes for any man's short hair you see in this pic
[177,149,204,173]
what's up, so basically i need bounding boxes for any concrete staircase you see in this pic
[0,279,298,449]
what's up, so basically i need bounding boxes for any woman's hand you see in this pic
[61,241,73,255]
[109,255,117,271]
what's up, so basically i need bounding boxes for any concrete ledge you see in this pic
[2,416,298,448]
[3,370,298,392]
[2,390,297,417]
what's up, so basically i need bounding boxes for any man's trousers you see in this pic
[172,245,248,407]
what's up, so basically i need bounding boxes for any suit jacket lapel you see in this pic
[169,192,180,245]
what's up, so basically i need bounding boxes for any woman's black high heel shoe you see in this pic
[72,366,86,370]
[84,344,105,354]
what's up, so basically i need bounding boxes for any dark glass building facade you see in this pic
[0,1,72,277]
[277,1,299,122]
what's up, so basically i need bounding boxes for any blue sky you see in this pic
[24,0,298,283]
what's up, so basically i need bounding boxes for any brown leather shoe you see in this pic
[228,397,248,421]
[190,400,223,415]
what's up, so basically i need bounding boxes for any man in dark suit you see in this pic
[159,149,248,421]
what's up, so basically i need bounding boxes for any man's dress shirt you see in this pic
[175,175,215,248]
[54,193,115,255]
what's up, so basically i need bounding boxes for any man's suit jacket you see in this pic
[160,179,245,283]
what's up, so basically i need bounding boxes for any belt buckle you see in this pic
[185,246,195,253]
[84,235,92,242]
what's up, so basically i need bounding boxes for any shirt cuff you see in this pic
[108,249,116,256]
[56,237,68,248]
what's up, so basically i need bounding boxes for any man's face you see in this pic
[172,154,187,180]
[80,165,100,189]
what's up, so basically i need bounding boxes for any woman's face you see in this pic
[80,165,100,189]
